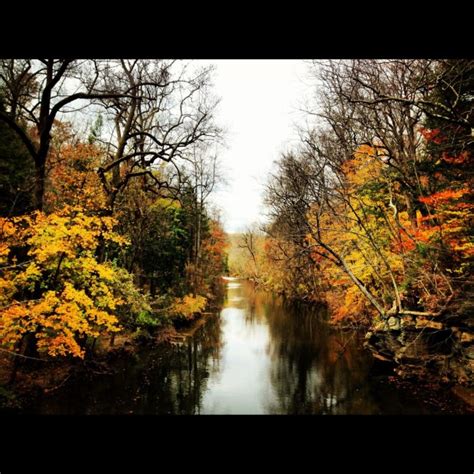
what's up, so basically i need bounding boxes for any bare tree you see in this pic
[0,59,135,209]
[94,60,222,211]
[0,59,222,211]
[239,224,262,281]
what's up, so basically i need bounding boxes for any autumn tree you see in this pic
[0,60,221,213]
[199,216,228,295]
[266,59,473,324]
[0,60,127,210]
[0,206,151,364]
[44,121,106,212]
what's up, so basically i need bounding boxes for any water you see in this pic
[23,278,442,414]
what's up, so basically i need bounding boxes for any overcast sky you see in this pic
[195,60,312,234]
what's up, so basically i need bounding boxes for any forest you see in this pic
[0,59,472,414]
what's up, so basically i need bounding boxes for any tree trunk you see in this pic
[33,155,46,211]
[318,240,386,317]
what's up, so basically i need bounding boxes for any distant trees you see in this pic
[238,225,261,281]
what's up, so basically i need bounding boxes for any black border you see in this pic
[2,8,473,58]
[0,9,472,469]
[1,414,472,471]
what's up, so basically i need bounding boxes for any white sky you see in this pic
[195,60,312,234]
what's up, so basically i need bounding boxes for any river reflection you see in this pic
[203,279,376,414]
[24,278,435,414]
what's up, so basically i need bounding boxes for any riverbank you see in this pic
[0,303,221,412]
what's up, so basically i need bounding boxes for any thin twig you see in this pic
[0,347,48,362]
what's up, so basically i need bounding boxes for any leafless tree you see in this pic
[94,60,222,211]
[239,224,261,281]
[0,59,222,211]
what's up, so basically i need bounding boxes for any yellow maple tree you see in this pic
[0,206,133,358]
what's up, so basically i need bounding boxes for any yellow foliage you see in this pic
[343,145,383,191]
[305,143,407,323]
[171,294,207,319]
[0,206,130,359]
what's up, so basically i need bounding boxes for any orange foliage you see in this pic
[442,151,469,165]
[419,187,470,206]
[201,220,228,281]
[419,127,444,144]
[45,142,106,212]
[417,186,473,257]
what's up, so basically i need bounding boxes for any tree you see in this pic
[238,225,262,281]
[93,60,222,212]
[0,59,221,212]
[118,181,194,297]
[0,60,121,209]
[43,121,106,212]
[0,93,35,216]
[0,206,148,361]
[265,59,473,323]
[181,143,224,294]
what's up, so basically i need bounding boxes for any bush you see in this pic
[170,294,207,320]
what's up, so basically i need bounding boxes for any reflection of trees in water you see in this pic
[39,314,226,414]
[236,281,276,325]
[219,281,378,414]
[33,281,388,414]
[147,314,224,414]
[146,282,227,414]
[223,281,249,310]
[257,294,376,414]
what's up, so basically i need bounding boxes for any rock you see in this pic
[387,316,400,331]
[415,317,443,330]
[460,332,474,344]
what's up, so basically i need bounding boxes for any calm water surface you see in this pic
[25,279,440,414]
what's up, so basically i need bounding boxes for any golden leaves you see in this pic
[171,294,207,319]
[45,141,106,212]
[0,206,129,359]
